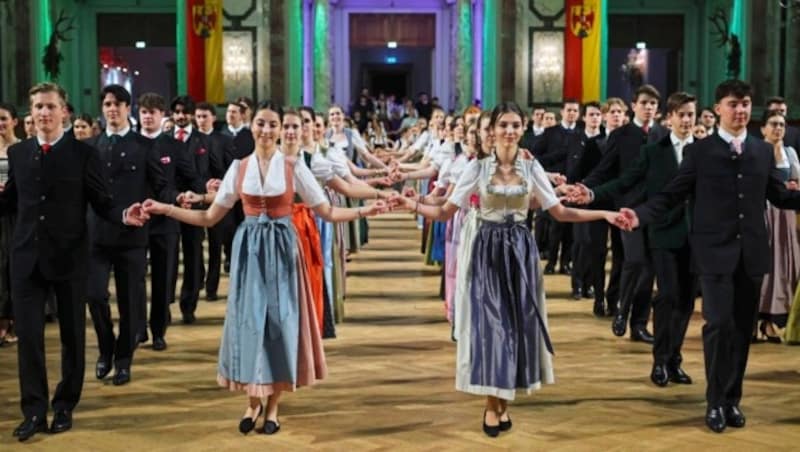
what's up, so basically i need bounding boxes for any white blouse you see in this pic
[214,151,328,209]
[448,157,559,211]
[300,146,336,183]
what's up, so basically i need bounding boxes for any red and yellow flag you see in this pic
[564,0,603,102]
[186,0,224,103]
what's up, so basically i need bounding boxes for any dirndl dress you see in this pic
[217,156,327,396]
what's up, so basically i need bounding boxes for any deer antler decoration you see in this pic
[42,9,76,81]
[708,8,730,48]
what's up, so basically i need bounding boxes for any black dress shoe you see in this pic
[262,419,281,435]
[571,288,582,300]
[612,314,627,337]
[112,368,131,386]
[13,416,47,442]
[559,264,572,275]
[630,327,654,344]
[206,293,218,302]
[705,407,727,433]
[650,364,669,387]
[593,301,605,318]
[137,331,149,344]
[724,406,746,428]
[582,287,595,299]
[50,410,72,434]
[182,312,196,325]
[668,367,692,384]
[482,410,500,438]
[543,265,556,275]
[96,355,112,380]
[239,404,263,434]
[152,337,167,351]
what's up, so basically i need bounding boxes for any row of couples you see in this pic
[7,78,798,442]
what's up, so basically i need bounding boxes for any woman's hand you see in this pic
[360,200,389,217]
[388,193,415,211]
[206,178,222,194]
[142,199,173,216]
[176,191,205,208]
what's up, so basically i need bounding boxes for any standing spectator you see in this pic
[757,109,800,343]
[415,92,433,121]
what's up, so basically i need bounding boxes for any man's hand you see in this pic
[124,202,150,227]
[613,208,640,231]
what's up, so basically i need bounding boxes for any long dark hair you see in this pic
[489,101,525,128]
[475,110,493,159]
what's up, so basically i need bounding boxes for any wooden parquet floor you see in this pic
[1,213,800,451]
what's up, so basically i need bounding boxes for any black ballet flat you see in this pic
[498,411,512,432]
[262,419,281,435]
[482,410,500,438]
[239,404,263,435]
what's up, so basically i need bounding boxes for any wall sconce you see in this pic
[223,32,253,83]
[531,31,564,103]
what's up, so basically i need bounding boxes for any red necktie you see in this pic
[642,124,650,135]
[177,129,186,142]
[41,144,52,154]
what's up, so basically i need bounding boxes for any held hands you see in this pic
[787,180,800,191]
[141,199,172,216]
[124,202,150,227]
[561,183,592,205]
[360,200,390,217]
[176,191,205,208]
[607,208,639,231]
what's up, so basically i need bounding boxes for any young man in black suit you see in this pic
[620,80,800,433]
[86,85,169,387]
[0,83,146,441]
[575,92,700,387]
[581,85,668,343]
[195,102,234,301]
[221,100,254,161]
[170,96,225,323]
[533,100,582,274]
[138,92,204,351]
[568,102,608,310]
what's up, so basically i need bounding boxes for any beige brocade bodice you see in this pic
[477,158,532,223]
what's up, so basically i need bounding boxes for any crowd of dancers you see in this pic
[0,78,799,442]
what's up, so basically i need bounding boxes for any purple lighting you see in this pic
[473,0,483,105]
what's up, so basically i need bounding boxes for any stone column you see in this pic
[454,0,473,112]
[313,0,331,111]
[482,0,499,109]
[286,0,303,106]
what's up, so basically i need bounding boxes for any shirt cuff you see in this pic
[122,208,129,225]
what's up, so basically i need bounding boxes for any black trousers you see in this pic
[179,223,205,316]
[606,227,623,308]
[650,245,697,367]
[87,245,147,369]
[534,209,550,256]
[618,229,654,329]
[571,221,608,303]
[547,220,572,269]
[698,259,763,408]
[148,233,178,338]
[12,267,87,419]
[206,213,234,297]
